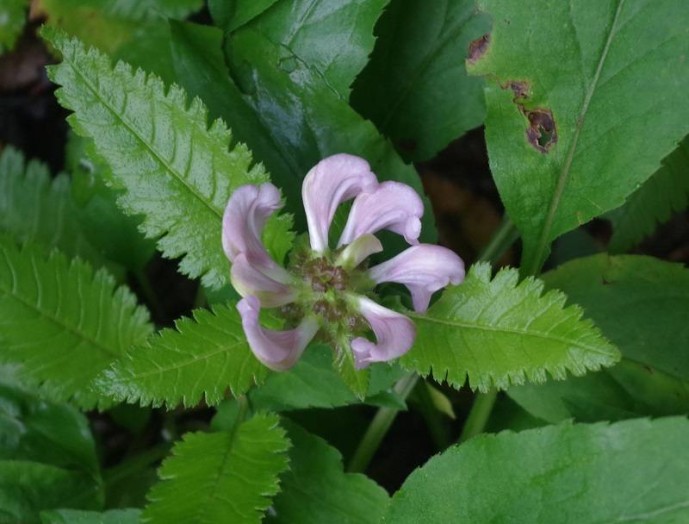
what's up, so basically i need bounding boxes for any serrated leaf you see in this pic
[386,417,689,522]
[43,28,282,290]
[608,135,689,252]
[468,0,689,273]
[510,255,689,423]
[41,508,141,524]
[0,378,99,476]
[402,263,620,391]
[98,304,268,408]
[271,421,389,523]
[144,413,290,524]
[0,146,106,267]
[0,0,26,54]
[232,0,389,97]
[352,0,489,161]
[0,237,152,408]
[0,461,101,523]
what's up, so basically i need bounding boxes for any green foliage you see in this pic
[231,0,389,97]
[0,146,106,267]
[222,28,434,238]
[352,0,489,161]
[468,0,689,273]
[0,237,152,408]
[143,413,290,524]
[271,421,389,523]
[250,348,405,411]
[510,255,689,422]
[0,0,26,54]
[608,136,689,252]
[97,304,268,408]
[43,28,284,290]
[386,417,689,522]
[0,377,103,522]
[209,0,280,32]
[402,263,620,391]
[41,508,141,524]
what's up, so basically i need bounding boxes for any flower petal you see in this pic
[368,245,465,312]
[231,254,296,307]
[351,296,416,369]
[237,296,319,372]
[302,154,377,253]
[222,183,286,276]
[335,234,383,269]
[338,181,423,247]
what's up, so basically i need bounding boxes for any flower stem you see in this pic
[477,216,518,263]
[347,372,419,473]
[458,389,498,443]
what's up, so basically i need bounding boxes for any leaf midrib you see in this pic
[66,53,223,220]
[0,250,119,359]
[529,0,627,274]
[411,312,615,358]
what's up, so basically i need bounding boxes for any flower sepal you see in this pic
[332,339,371,400]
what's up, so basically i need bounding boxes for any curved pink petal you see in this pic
[338,181,423,247]
[237,296,319,372]
[351,296,416,369]
[302,154,377,253]
[231,254,296,307]
[368,245,465,312]
[222,184,287,280]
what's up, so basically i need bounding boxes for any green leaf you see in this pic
[0,237,152,408]
[608,135,689,252]
[0,461,101,523]
[0,0,26,54]
[144,413,290,524]
[386,417,689,522]
[271,421,389,523]
[468,0,689,273]
[223,28,434,239]
[0,377,99,476]
[402,263,620,391]
[0,146,107,268]
[43,28,277,290]
[510,255,689,423]
[98,304,268,408]
[209,0,279,32]
[41,508,141,524]
[99,0,202,20]
[352,0,489,161]
[232,0,389,97]
[250,347,405,411]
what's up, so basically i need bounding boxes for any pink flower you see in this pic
[222,154,465,371]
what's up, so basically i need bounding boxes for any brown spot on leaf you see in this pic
[525,108,557,153]
[501,80,530,102]
[468,34,490,63]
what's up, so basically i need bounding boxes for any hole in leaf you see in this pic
[467,34,490,63]
[525,108,557,153]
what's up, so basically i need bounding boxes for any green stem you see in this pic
[477,216,518,263]
[347,373,418,473]
[458,389,498,443]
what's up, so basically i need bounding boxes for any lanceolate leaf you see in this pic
[608,135,689,252]
[231,0,389,97]
[468,0,689,273]
[509,255,689,423]
[402,263,619,391]
[144,413,290,524]
[352,0,489,161]
[43,28,275,290]
[272,421,389,523]
[0,147,105,267]
[98,304,268,408]
[386,418,689,522]
[0,238,152,408]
